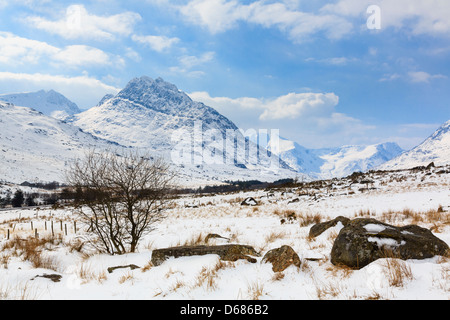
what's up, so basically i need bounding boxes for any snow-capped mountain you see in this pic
[73,76,298,185]
[265,135,403,179]
[2,75,446,185]
[380,120,450,170]
[0,101,117,183]
[0,90,81,121]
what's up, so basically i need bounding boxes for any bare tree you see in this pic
[66,149,176,255]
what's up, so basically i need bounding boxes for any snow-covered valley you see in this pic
[0,165,448,300]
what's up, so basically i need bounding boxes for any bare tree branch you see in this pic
[66,149,176,255]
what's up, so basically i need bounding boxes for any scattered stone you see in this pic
[331,218,449,269]
[151,244,260,266]
[309,216,350,238]
[262,245,301,272]
[32,274,62,283]
[241,197,258,206]
[280,212,297,225]
[107,264,141,273]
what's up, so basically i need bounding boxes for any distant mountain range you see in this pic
[262,135,404,179]
[0,76,448,185]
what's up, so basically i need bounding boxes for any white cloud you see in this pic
[0,31,58,64]
[0,32,119,68]
[189,91,339,121]
[178,0,353,42]
[189,90,377,148]
[379,71,447,83]
[323,0,450,36]
[170,51,215,77]
[125,48,142,62]
[379,73,401,82]
[26,4,141,40]
[408,71,447,83]
[132,34,180,52]
[306,56,357,65]
[179,0,450,41]
[179,0,251,34]
[52,45,112,67]
[259,92,339,120]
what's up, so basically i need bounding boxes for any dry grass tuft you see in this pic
[194,259,234,291]
[315,280,344,300]
[1,235,62,270]
[298,213,322,227]
[382,258,414,287]
[76,262,107,284]
[380,207,450,229]
[118,272,134,284]
[264,230,287,244]
[247,281,265,300]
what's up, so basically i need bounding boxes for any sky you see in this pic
[0,0,449,150]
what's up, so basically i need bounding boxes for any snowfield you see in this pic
[0,166,449,300]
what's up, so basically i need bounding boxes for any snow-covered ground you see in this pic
[0,166,449,300]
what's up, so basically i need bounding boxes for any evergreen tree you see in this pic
[25,195,37,207]
[12,190,24,207]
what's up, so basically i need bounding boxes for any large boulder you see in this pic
[261,245,301,272]
[331,218,449,269]
[151,244,260,266]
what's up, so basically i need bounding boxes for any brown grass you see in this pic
[76,262,107,284]
[194,259,234,291]
[264,230,287,244]
[298,212,322,227]
[380,207,450,228]
[2,235,62,270]
[247,281,265,300]
[382,258,414,287]
[315,280,344,299]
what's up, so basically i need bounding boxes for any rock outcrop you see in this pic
[261,245,301,272]
[330,218,449,269]
[151,244,260,266]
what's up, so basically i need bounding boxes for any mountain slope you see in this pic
[0,90,81,121]
[380,120,450,170]
[73,76,297,185]
[266,136,403,179]
[0,101,117,183]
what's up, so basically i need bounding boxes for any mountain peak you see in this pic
[116,76,191,113]
[0,89,80,119]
